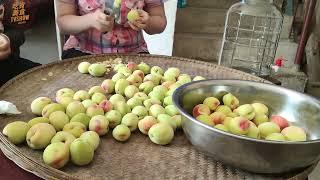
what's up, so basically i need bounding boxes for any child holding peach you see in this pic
[57,0,167,59]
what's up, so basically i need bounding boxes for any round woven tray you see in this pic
[0,54,316,180]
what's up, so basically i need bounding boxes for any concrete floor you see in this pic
[18,11,320,180]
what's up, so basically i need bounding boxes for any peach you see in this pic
[271,115,290,130]
[91,92,107,104]
[222,93,240,110]
[105,110,122,128]
[56,96,75,108]
[115,79,130,95]
[148,123,174,145]
[164,67,180,78]
[165,105,179,116]
[138,116,158,135]
[126,61,138,71]
[112,124,131,142]
[56,88,75,98]
[252,113,269,126]
[223,117,233,128]
[101,79,115,94]
[63,122,86,138]
[281,126,307,141]
[99,100,113,112]
[78,62,91,74]
[177,74,191,84]
[114,63,126,71]
[162,81,175,89]
[172,115,182,129]
[161,75,176,84]
[265,133,285,141]
[49,111,70,131]
[109,94,126,105]
[228,117,250,135]
[112,72,126,82]
[114,101,131,116]
[124,85,139,98]
[31,97,52,116]
[143,74,161,85]
[215,124,228,132]
[89,115,109,136]
[153,85,168,96]
[66,101,86,118]
[126,74,142,87]
[127,9,139,22]
[43,142,69,169]
[193,76,206,81]
[210,112,226,125]
[137,62,151,74]
[203,97,220,111]
[42,103,65,118]
[258,122,280,139]
[132,106,148,119]
[132,70,144,80]
[88,63,106,77]
[26,123,56,149]
[234,104,255,120]
[228,112,239,118]
[215,105,232,116]
[163,96,173,107]
[246,121,260,139]
[196,115,215,126]
[70,113,91,128]
[157,114,177,131]
[192,104,210,118]
[79,131,100,150]
[51,131,76,147]
[149,104,165,118]
[73,90,90,101]
[121,113,139,132]
[139,81,155,94]
[88,86,105,96]
[28,117,49,127]
[252,103,269,115]
[3,121,30,145]
[143,98,162,109]
[81,99,96,109]
[134,92,149,101]
[127,97,143,109]
[86,105,105,117]
[148,90,165,102]
[70,138,94,166]
[150,66,164,76]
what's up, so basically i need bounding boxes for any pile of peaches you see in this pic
[2,60,205,169]
[193,94,307,141]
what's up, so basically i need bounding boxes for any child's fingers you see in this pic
[128,22,140,31]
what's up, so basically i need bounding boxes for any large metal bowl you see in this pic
[173,79,320,174]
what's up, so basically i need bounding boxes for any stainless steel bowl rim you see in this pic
[173,79,320,145]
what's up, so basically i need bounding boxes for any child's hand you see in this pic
[90,9,114,32]
[128,10,150,31]
[0,34,11,61]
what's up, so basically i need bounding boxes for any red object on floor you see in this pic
[0,150,42,180]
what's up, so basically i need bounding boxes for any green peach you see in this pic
[79,131,100,150]
[223,117,233,128]
[112,72,126,82]
[70,113,91,128]
[143,98,162,109]
[149,104,165,118]
[105,110,122,128]
[70,138,94,166]
[148,90,165,102]
[215,124,228,132]
[88,63,106,77]
[203,97,220,111]
[31,97,52,116]
[115,79,130,95]
[88,86,105,96]
[137,62,151,74]
[86,105,105,117]
[210,112,226,125]
[247,121,260,139]
[153,85,168,96]
[124,85,139,98]
[127,97,143,109]
[56,88,75,98]
[109,94,126,105]
[161,75,176,83]
[157,114,177,131]
[252,113,269,126]
[281,126,307,141]
[81,99,96,109]
[150,66,164,76]
[63,122,86,138]
[163,96,173,106]
[89,115,109,136]
[177,74,191,84]
[193,76,206,81]
[148,123,174,145]
[139,81,155,94]
[127,74,143,87]
[91,92,106,104]
[192,104,211,118]
[114,63,126,71]
[49,111,70,131]
[161,81,176,89]
[172,115,182,129]
[228,117,250,135]
[118,66,132,76]
[143,74,161,85]
[132,106,148,119]
[132,70,145,80]
[234,104,255,120]
[134,92,149,101]
[101,79,115,94]
[165,105,179,116]
[42,103,65,118]
[121,113,139,132]
[228,112,239,118]
[26,123,56,149]
[3,121,30,144]
[127,61,138,71]
[56,96,75,108]
[66,101,86,118]
[196,114,215,126]
[222,93,240,110]
[43,142,69,169]
[164,67,180,78]
[28,117,49,127]
[114,101,131,116]
[252,103,269,115]
[215,105,232,116]
[78,61,91,74]
[258,122,280,139]
[112,124,131,142]
[51,131,76,147]
[138,116,158,135]
[73,90,90,101]
[99,100,113,112]
[265,133,286,141]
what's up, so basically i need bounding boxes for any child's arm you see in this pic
[143,4,166,34]
[57,0,114,34]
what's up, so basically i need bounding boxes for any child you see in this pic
[57,0,167,59]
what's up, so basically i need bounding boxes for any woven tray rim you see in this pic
[0,54,314,180]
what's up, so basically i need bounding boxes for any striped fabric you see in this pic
[62,0,163,54]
